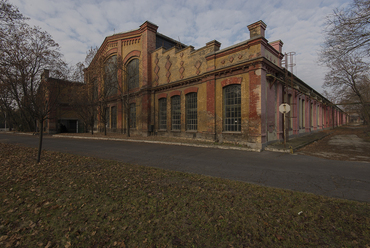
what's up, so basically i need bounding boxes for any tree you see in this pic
[321,0,370,125]
[68,47,99,135]
[83,49,118,136]
[0,0,25,29]
[323,0,370,58]
[83,45,143,137]
[0,2,67,162]
[322,54,370,124]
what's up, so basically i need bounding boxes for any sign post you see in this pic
[279,103,291,147]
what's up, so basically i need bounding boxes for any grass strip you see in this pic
[0,143,369,247]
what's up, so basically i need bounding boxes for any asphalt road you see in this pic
[1,133,369,202]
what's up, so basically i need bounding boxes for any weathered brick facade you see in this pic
[88,20,347,149]
[42,70,85,134]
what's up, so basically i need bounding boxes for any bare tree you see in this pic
[0,12,67,162]
[321,0,370,125]
[83,44,144,137]
[68,47,99,134]
[322,54,370,124]
[0,0,26,29]
[323,0,370,58]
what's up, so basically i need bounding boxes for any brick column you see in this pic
[248,66,262,144]
[139,21,158,134]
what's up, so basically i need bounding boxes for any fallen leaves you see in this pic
[0,143,369,247]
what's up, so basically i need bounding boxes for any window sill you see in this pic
[158,129,167,132]
[222,131,242,134]
[171,130,181,132]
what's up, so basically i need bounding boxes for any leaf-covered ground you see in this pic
[1,143,369,247]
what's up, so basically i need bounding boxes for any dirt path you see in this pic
[297,125,370,162]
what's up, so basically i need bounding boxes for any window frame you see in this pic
[185,92,197,131]
[105,107,110,128]
[111,106,117,129]
[223,84,241,132]
[104,55,118,96]
[158,98,167,130]
[130,103,136,128]
[171,95,181,131]
[126,58,139,90]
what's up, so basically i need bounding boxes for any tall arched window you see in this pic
[104,55,117,96]
[223,84,241,132]
[126,59,139,90]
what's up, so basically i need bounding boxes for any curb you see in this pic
[52,135,262,152]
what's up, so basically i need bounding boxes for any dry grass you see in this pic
[1,143,369,247]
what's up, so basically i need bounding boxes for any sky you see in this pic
[10,0,351,93]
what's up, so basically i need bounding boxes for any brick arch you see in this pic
[157,93,167,99]
[104,48,118,57]
[123,50,141,64]
[104,53,117,63]
[184,87,198,95]
[221,77,242,88]
[169,90,181,97]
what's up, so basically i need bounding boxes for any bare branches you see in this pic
[0,0,26,31]
[321,0,370,124]
[322,0,370,59]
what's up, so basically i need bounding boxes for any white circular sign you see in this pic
[279,103,290,114]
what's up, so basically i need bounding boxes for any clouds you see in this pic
[10,0,351,92]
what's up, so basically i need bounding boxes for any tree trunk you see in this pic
[37,120,44,163]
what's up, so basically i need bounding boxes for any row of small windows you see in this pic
[159,93,198,131]
[104,85,242,132]
[158,85,241,132]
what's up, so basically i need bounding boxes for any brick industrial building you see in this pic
[86,20,347,149]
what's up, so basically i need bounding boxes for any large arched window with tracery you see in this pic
[126,59,139,90]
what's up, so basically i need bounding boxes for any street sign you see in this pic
[279,103,290,114]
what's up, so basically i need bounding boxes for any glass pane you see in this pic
[224,85,241,132]
[186,93,197,130]
[159,98,167,130]
[127,59,139,90]
[130,103,136,128]
[171,96,181,130]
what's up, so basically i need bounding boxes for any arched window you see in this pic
[223,84,241,132]
[126,59,139,90]
[104,55,117,96]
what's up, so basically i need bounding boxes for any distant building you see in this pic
[86,20,347,149]
[42,70,85,134]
